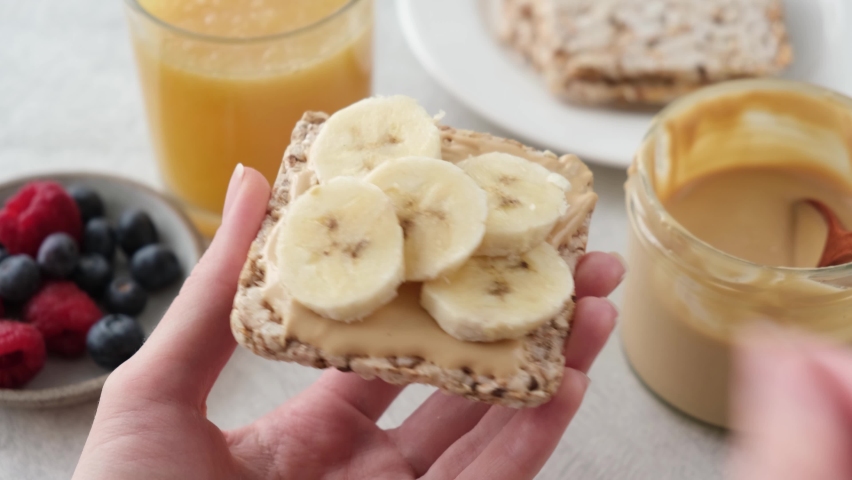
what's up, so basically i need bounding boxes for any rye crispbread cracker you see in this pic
[500,0,793,105]
[230,112,596,408]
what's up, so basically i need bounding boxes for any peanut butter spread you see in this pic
[662,167,851,268]
[623,82,852,427]
[261,136,597,379]
[659,88,852,268]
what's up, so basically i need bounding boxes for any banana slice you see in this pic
[310,95,442,182]
[366,157,488,281]
[420,243,574,342]
[277,177,404,322]
[459,152,569,256]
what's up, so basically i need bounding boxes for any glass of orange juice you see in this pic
[124,0,373,236]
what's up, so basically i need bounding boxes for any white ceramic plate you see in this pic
[0,173,204,408]
[398,0,852,168]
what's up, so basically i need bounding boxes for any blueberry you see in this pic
[116,210,158,256]
[104,277,147,316]
[86,314,145,370]
[82,218,116,260]
[0,244,10,265]
[37,232,79,278]
[67,185,105,224]
[130,245,181,290]
[72,254,112,297]
[0,255,41,303]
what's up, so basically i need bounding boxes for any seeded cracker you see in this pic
[230,112,595,408]
[500,0,793,105]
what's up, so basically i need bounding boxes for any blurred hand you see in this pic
[73,165,624,480]
[729,328,852,480]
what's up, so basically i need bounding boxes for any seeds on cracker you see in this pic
[500,0,793,105]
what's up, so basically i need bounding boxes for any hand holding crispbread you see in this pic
[230,95,598,407]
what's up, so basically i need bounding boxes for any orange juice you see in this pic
[125,0,373,235]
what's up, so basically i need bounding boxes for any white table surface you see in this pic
[0,1,726,478]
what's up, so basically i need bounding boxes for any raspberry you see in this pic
[0,182,83,257]
[0,321,46,389]
[24,282,102,357]
[4,185,38,217]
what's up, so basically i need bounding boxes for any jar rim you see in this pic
[635,78,852,279]
[123,0,364,45]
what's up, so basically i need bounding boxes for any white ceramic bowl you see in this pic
[0,173,204,408]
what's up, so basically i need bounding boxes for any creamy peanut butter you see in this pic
[261,135,597,378]
[662,167,852,268]
[623,81,852,427]
[263,221,523,378]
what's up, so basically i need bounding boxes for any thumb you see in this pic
[119,165,270,408]
[728,329,852,480]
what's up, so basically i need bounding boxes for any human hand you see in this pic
[73,165,624,480]
[729,328,852,480]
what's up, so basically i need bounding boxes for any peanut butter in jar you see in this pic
[622,79,852,428]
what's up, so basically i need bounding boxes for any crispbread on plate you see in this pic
[230,112,596,408]
[500,0,793,105]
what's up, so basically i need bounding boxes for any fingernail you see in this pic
[228,163,245,196]
[607,251,628,286]
[604,298,620,318]
[222,163,245,219]
[608,251,628,275]
[580,372,591,389]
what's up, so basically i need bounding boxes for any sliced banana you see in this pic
[459,152,569,256]
[277,177,404,322]
[310,95,442,182]
[366,157,488,281]
[420,242,574,342]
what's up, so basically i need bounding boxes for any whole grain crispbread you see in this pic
[500,0,793,105]
[230,112,596,408]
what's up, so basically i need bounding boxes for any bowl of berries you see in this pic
[0,174,204,407]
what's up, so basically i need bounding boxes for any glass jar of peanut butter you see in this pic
[622,79,852,428]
